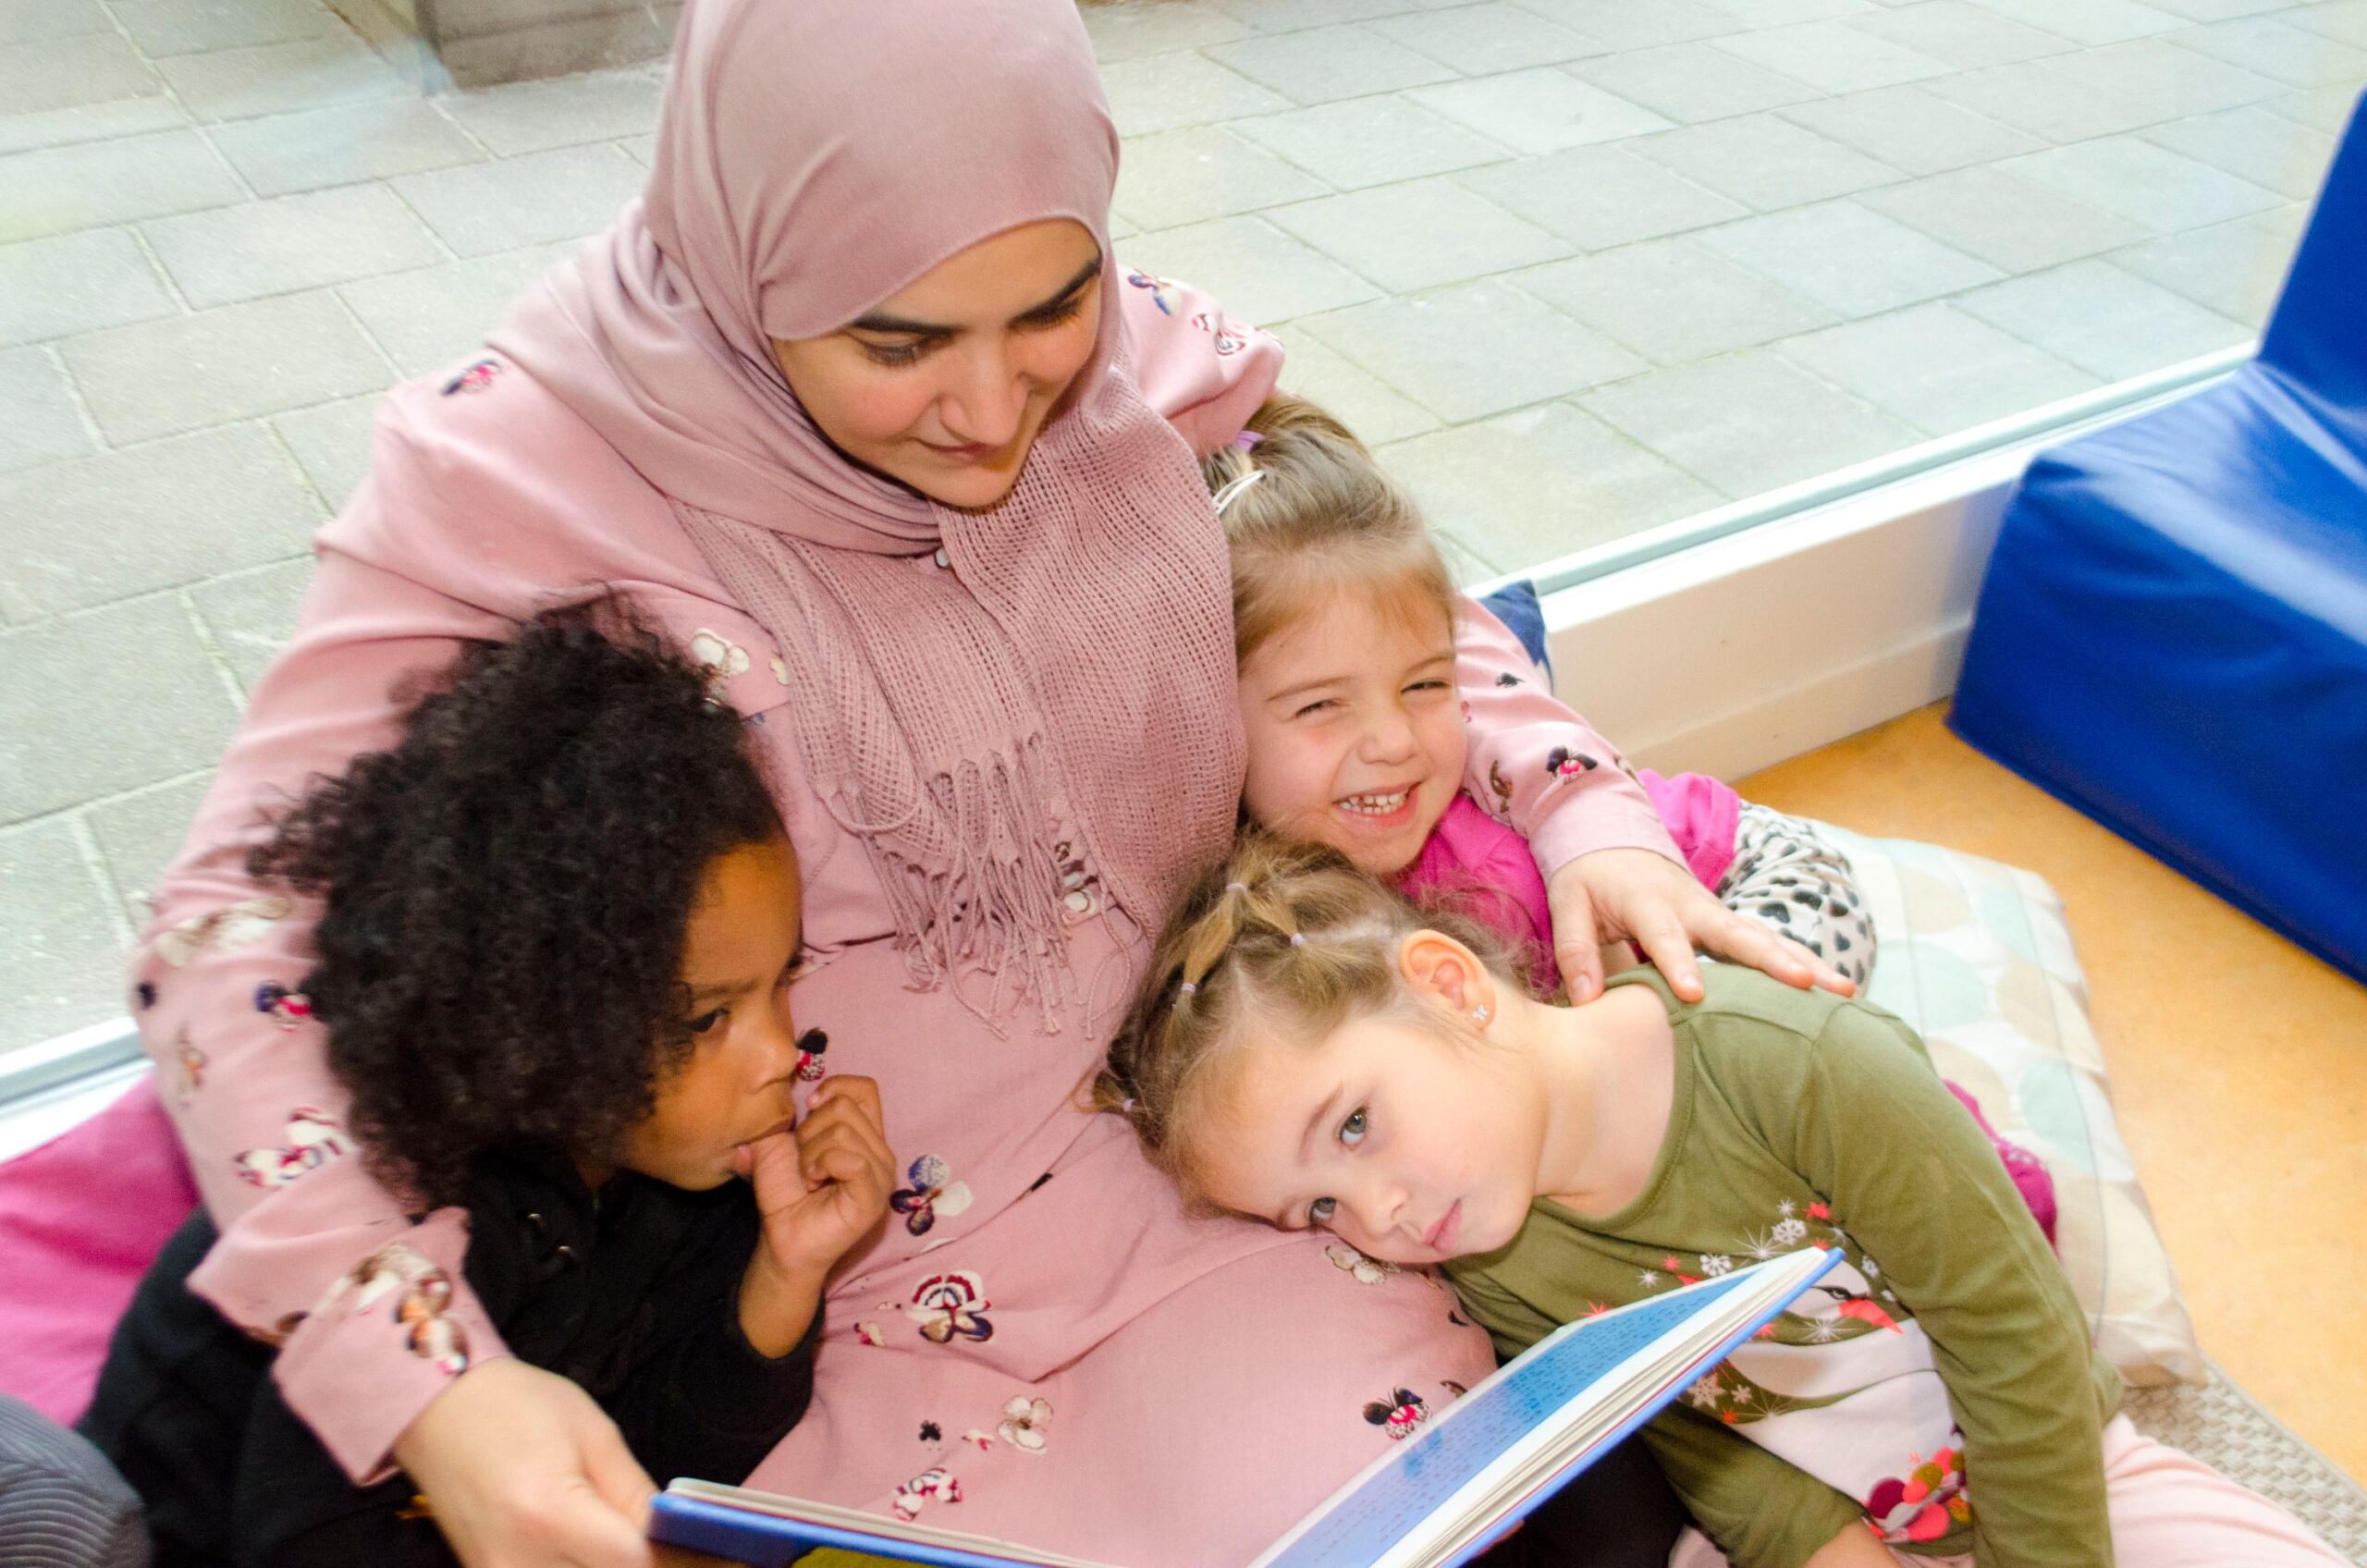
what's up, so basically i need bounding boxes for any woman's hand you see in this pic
[393,1356,656,1568]
[734,1074,894,1354]
[1548,847,1855,1005]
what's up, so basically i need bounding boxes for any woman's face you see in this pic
[772,219,1105,511]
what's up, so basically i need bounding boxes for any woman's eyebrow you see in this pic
[849,258,1102,337]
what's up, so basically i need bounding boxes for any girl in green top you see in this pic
[1096,833,2342,1568]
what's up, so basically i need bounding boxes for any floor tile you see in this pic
[2258,80,2367,133]
[2108,203,2309,323]
[337,244,578,377]
[1407,65,1672,153]
[1453,141,1748,246]
[1578,347,1918,496]
[2139,104,2343,198]
[1627,112,1905,210]
[1918,59,2184,140]
[1513,237,1836,363]
[1081,0,1250,63]
[271,391,379,508]
[0,227,177,348]
[83,772,211,919]
[1507,0,1741,49]
[110,0,342,57]
[0,95,188,159]
[1297,277,1646,420]
[0,820,129,1053]
[0,0,107,46]
[2165,15,2367,86]
[0,33,160,117]
[1858,163,2152,271]
[142,182,446,309]
[1564,41,1823,124]
[392,142,643,257]
[1203,23,1457,103]
[1711,0,1881,24]
[1098,50,1290,137]
[0,595,243,825]
[204,98,486,197]
[2286,0,2367,50]
[1841,1,2076,67]
[1215,0,1434,31]
[0,347,94,475]
[1121,214,1381,325]
[1953,256,2251,377]
[1233,93,1513,189]
[1368,4,1605,74]
[1775,83,2045,172]
[0,129,248,246]
[2139,0,2295,20]
[190,556,313,693]
[1970,0,2187,44]
[0,423,322,620]
[1998,134,2286,232]
[155,35,410,123]
[1768,300,2096,434]
[60,289,389,446]
[1268,175,1570,291]
[1695,197,2003,316]
[1380,401,1722,564]
[433,67,663,155]
[2038,36,2285,118]
[1267,322,1441,443]
[1112,125,1331,230]
[1711,19,1953,92]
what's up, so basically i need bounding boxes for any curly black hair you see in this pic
[251,600,783,1209]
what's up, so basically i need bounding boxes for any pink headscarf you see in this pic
[492,0,1244,1023]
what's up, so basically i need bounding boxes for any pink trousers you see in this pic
[1668,1415,2349,1567]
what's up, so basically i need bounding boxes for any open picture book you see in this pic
[647,1245,1838,1568]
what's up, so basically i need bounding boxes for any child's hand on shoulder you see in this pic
[733,1075,893,1355]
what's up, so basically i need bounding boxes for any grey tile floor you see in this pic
[2,0,2361,1052]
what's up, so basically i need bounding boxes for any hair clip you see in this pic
[1211,469,1265,516]
[1233,429,1264,450]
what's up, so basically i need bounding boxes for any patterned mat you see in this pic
[2125,1362,2367,1564]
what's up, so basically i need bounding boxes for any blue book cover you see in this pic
[648,1247,1839,1568]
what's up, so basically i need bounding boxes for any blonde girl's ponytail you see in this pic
[1199,393,1458,669]
[1097,830,1519,1194]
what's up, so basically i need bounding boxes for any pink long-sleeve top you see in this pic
[132,274,1686,1481]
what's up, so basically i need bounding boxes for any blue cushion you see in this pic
[1952,88,2367,982]
[1478,579,1551,679]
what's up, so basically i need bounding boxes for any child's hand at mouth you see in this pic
[734,1075,894,1354]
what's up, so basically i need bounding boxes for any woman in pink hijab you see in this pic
[130,0,1845,1562]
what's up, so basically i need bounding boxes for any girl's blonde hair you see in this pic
[1202,393,1459,668]
[1094,829,1519,1195]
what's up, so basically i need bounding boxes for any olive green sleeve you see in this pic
[1781,1004,2115,1568]
[1642,1406,1869,1568]
[1441,1265,1562,1363]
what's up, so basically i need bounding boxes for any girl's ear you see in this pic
[1396,931,1496,1022]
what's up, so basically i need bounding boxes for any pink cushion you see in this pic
[0,1077,198,1424]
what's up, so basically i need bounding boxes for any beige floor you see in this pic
[1737,702,2367,1484]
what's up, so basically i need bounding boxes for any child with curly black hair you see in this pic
[81,603,895,1568]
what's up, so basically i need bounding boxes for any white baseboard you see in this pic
[1529,347,2245,781]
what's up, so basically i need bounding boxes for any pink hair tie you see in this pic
[1233,430,1263,450]
[1289,932,1306,948]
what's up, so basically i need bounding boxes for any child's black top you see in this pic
[81,1144,818,1568]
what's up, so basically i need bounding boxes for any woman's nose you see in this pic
[940,337,1028,448]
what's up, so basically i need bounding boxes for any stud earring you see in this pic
[1470,1005,1490,1024]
